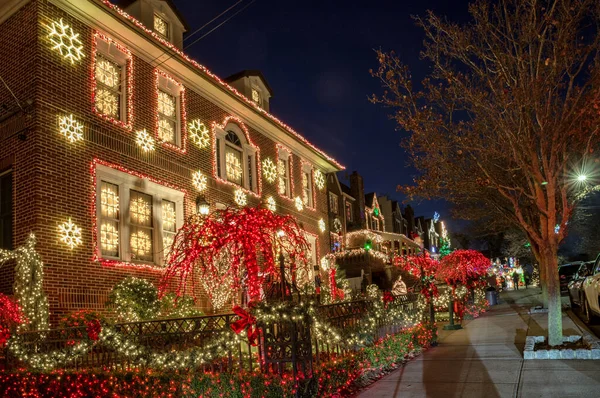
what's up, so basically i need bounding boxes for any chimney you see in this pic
[349,171,366,229]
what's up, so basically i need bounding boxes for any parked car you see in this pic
[567,261,595,307]
[580,254,600,323]
[559,262,582,295]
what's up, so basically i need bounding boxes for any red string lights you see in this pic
[393,253,439,299]
[438,249,490,288]
[0,294,25,347]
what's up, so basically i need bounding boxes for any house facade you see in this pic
[0,0,342,320]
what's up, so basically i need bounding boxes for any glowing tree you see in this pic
[394,253,440,322]
[0,234,49,332]
[160,207,310,305]
[371,0,600,346]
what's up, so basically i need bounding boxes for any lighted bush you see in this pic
[107,277,160,322]
[159,293,203,319]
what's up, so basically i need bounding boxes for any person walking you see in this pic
[512,271,519,290]
[524,272,530,289]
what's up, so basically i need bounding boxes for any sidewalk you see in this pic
[356,288,600,397]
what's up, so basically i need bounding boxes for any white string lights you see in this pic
[192,171,208,192]
[135,129,155,152]
[58,218,82,249]
[188,119,210,148]
[262,158,277,183]
[46,18,84,64]
[58,114,84,142]
[314,169,325,190]
[234,188,248,207]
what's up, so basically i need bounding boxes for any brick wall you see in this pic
[0,0,334,323]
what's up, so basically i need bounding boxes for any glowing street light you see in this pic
[577,174,587,182]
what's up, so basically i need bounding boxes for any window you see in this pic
[301,164,313,208]
[95,164,184,266]
[156,72,183,148]
[215,123,258,192]
[251,88,261,105]
[94,36,129,124]
[0,170,12,249]
[154,14,169,39]
[277,147,292,198]
[328,192,338,214]
[345,200,353,222]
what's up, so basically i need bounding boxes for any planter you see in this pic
[524,335,600,360]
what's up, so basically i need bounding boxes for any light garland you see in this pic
[188,119,210,148]
[135,129,155,152]
[211,116,262,197]
[92,33,133,130]
[192,170,207,191]
[265,196,277,212]
[318,218,326,233]
[0,234,49,332]
[58,114,84,142]
[234,188,248,207]
[46,18,84,64]
[345,229,383,248]
[262,158,277,183]
[99,0,344,170]
[108,277,160,322]
[91,159,187,270]
[294,196,304,211]
[314,169,325,190]
[57,218,82,249]
[155,69,187,153]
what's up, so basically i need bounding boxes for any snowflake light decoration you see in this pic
[47,18,84,64]
[58,114,83,142]
[58,218,82,249]
[130,230,152,257]
[95,88,119,117]
[262,158,277,183]
[295,196,304,211]
[318,218,326,233]
[266,196,277,212]
[135,129,155,152]
[314,169,326,190]
[234,188,248,207]
[188,120,210,148]
[158,118,174,142]
[192,171,207,191]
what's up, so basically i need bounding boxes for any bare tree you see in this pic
[371,0,600,345]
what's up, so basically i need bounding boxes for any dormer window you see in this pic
[154,14,169,39]
[251,88,261,105]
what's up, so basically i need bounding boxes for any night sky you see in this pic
[175,0,472,225]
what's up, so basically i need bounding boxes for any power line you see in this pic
[183,0,244,43]
[0,74,23,111]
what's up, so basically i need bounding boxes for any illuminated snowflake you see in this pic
[100,223,119,253]
[234,188,248,207]
[95,88,119,117]
[58,114,83,142]
[314,169,326,190]
[295,196,304,211]
[130,197,151,224]
[130,230,152,258]
[47,18,84,64]
[262,158,277,183]
[158,118,175,143]
[318,218,326,233]
[136,129,155,152]
[266,196,276,212]
[158,91,175,117]
[188,120,210,148]
[95,58,120,88]
[58,218,82,249]
[192,170,208,191]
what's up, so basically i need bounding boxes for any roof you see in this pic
[365,192,375,208]
[340,182,353,197]
[100,0,343,170]
[114,0,191,31]
[225,70,274,96]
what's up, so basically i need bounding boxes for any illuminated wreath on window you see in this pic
[333,218,342,234]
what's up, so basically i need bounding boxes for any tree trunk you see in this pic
[541,247,562,346]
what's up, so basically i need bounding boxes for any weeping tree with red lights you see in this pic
[160,207,310,308]
[394,252,440,324]
[437,250,490,328]
[371,0,600,346]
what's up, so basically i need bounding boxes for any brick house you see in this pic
[0,0,342,322]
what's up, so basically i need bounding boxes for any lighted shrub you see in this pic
[107,277,160,322]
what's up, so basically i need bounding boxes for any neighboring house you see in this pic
[0,0,342,319]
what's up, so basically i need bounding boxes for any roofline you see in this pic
[225,70,274,96]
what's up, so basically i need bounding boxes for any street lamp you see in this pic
[196,195,210,216]
[577,174,587,182]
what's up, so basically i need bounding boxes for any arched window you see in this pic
[224,130,243,185]
[215,122,258,192]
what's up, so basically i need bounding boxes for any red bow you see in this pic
[231,306,259,346]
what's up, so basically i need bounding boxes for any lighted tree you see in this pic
[394,253,439,301]
[438,250,490,289]
[160,207,310,304]
[371,0,600,345]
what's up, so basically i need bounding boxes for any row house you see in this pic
[0,0,342,320]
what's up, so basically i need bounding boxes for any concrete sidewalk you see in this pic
[356,288,600,397]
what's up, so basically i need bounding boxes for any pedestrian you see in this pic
[524,272,530,289]
[512,271,519,290]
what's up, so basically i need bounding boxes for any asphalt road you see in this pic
[566,296,600,339]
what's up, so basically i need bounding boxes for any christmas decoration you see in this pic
[135,129,155,152]
[0,294,25,347]
[188,119,210,148]
[155,69,187,153]
[318,218,326,233]
[230,306,258,346]
[294,196,304,211]
[192,170,207,191]
[394,253,439,300]
[58,114,84,142]
[57,218,82,249]
[46,18,84,64]
[233,188,248,206]
[265,196,277,212]
[0,234,48,332]
[382,291,394,307]
[160,207,310,302]
[86,320,102,341]
[392,276,408,296]
[106,277,160,322]
[262,158,277,183]
[314,169,325,190]
[438,250,490,288]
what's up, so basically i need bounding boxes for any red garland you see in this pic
[438,249,489,288]
[160,207,310,303]
[230,306,259,346]
[86,320,102,341]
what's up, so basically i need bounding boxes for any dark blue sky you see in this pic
[175,0,472,225]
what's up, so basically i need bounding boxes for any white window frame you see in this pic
[95,165,184,266]
[215,124,257,192]
[277,147,292,198]
[157,73,182,147]
[153,13,171,40]
[95,37,128,122]
[301,163,314,208]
